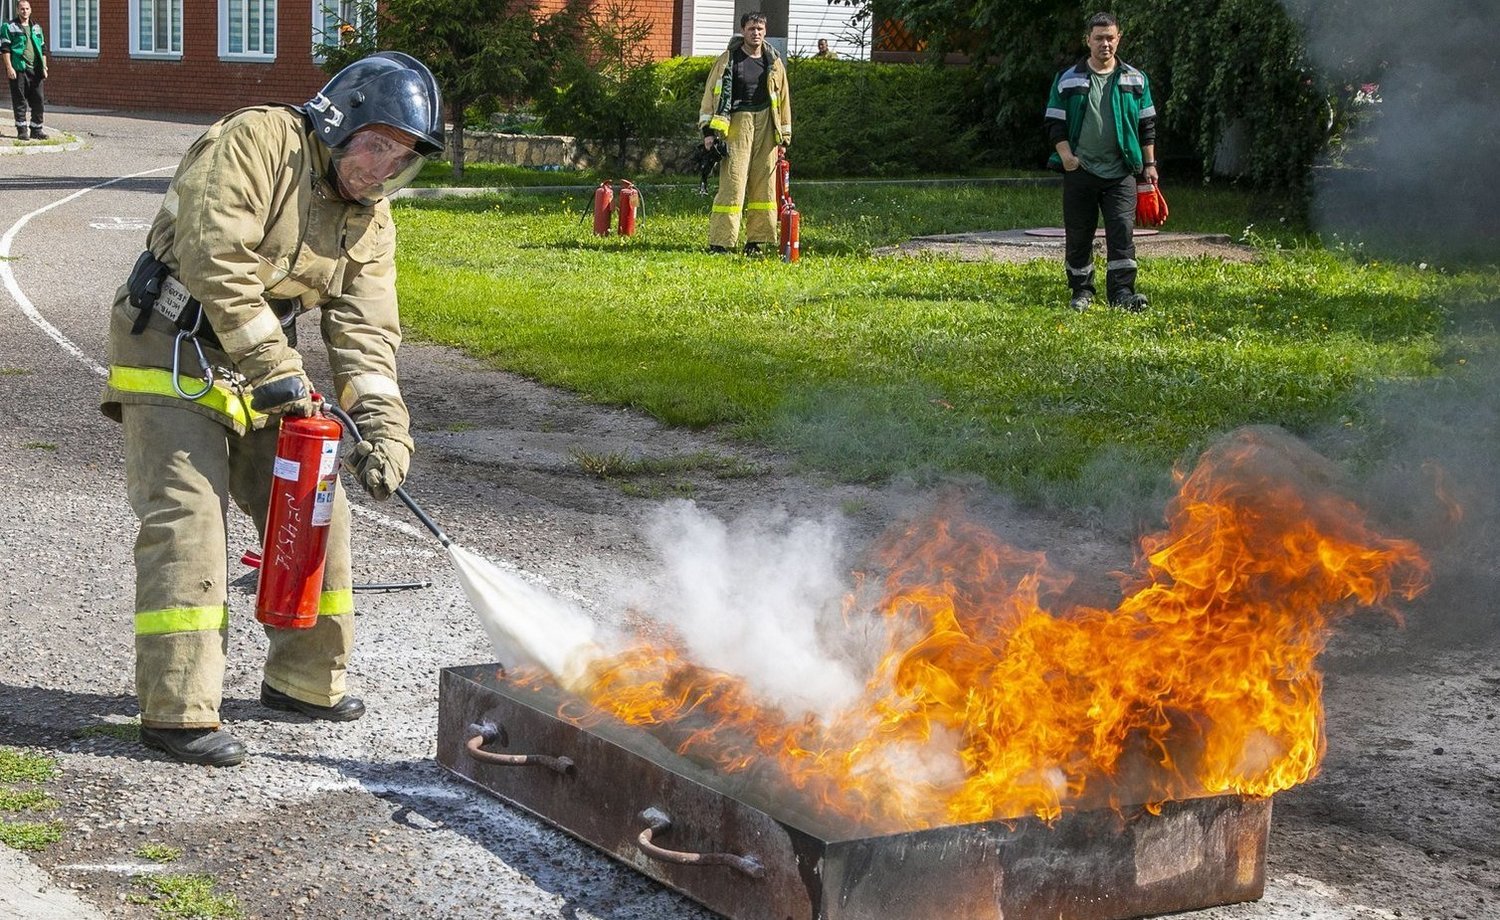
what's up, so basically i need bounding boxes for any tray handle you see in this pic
[466,721,575,775]
[635,807,765,878]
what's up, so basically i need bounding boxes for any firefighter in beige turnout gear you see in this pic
[699,11,791,254]
[100,52,444,767]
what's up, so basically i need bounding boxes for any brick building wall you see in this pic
[38,0,687,118]
[38,1,332,115]
[533,0,684,61]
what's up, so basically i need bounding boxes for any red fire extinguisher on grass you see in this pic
[591,180,615,236]
[616,180,642,236]
[255,403,343,630]
[775,148,800,262]
[779,197,801,263]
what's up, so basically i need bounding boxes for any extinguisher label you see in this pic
[273,456,301,481]
[312,480,337,526]
[319,441,339,478]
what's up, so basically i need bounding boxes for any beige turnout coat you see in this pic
[698,40,792,144]
[102,105,411,450]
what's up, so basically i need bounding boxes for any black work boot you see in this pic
[261,682,366,722]
[14,126,28,140]
[30,127,47,141]
[742,242,764,256]
[140,727,248,767]
[1111,292,1149,313]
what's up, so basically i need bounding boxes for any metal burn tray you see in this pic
[436,664,1270,920]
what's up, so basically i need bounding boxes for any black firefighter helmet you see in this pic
[306,52,444,203]
[306,51,444,156]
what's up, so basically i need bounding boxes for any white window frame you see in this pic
[129,0,184,59]
[311,0,371,60]
[218,0,278,62]
[50,0,102,58]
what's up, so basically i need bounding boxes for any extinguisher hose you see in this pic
[323,403,453,548]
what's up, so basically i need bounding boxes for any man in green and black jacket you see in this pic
[1044,11,1157,312]
[1,0,47,140]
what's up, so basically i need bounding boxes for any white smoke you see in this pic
[623,500,868,718]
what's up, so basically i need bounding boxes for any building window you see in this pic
[312,0,371,59]
[131,0,183,57]
[51,0,101,55]
[219,0,277,59]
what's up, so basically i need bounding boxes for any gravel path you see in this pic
[0,110,1495,920]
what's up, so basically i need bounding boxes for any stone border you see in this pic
[0,134,84,155]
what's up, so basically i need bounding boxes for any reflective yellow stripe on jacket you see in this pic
[136,604,229,636]
[107,366,264,429]
[319,589,354,616]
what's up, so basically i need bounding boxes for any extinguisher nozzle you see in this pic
[395,486,453,547]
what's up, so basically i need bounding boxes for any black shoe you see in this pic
[261,682,366,721]
[1069,294,1092,313]
[1111,292,1149,312]
[742,242,765,256]
[29,128,46,141]
[707,245,730,254]
[140,726,247,767]
[14,128,28,140]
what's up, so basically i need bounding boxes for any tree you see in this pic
[531,0,675,174]
[844,0,1340,190]
[373,0,563,179]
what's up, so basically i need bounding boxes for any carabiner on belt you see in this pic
[172,309,215,401]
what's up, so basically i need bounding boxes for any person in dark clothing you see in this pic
[1044,11,1158,312]
[2,0,47,140]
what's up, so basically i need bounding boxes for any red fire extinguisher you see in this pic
[775,148,799,262]
[591,180,615,236]
[255,404,344,630]
[775,147,791,210]
[616,180,642,236]
[779,197,801,263]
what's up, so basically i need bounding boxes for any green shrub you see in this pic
[569,55,1004,178]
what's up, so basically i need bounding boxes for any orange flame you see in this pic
[546,429,1431,831]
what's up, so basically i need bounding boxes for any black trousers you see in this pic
[9,69,44,133]
[1062,168,1138,301]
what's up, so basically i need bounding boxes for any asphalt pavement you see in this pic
[1,109,1496,920]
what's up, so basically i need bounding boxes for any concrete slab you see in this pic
[0,848,109,920]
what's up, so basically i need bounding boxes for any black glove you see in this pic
[249,374,316,417]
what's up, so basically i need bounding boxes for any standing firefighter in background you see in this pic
[2,0,47,140]
[700,11,792,255]
[1045,10,1157,313]
[100,52,443,767]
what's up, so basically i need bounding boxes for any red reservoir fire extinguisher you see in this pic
[255,405,343,630]
[592,180,615,236]
[775,148,800,262]
[780,198,801,263]
[616,180,641,236]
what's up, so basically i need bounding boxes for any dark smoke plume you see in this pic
[1284,0,1500,261]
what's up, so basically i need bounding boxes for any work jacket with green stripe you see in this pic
[1,19,46,74]
[102,105,411,450]
[698,38,791,144]
[1044,59,1156,174]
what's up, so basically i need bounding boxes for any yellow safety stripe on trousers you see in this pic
[712,203,741,213]
[319,589,354,616]
[746,201,778,211]
[108,366,264,429]
[135,604,230,636]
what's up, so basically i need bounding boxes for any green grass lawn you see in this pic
[392,180,1497,507]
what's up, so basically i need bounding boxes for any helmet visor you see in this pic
[331,127,431,205]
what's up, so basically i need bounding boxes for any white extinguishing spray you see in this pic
[324,407,602,686]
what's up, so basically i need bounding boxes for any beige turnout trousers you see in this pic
[123,403,354,729]
[710,108,780,249]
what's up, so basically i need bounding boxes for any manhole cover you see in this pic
[1024,227,1159,238]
